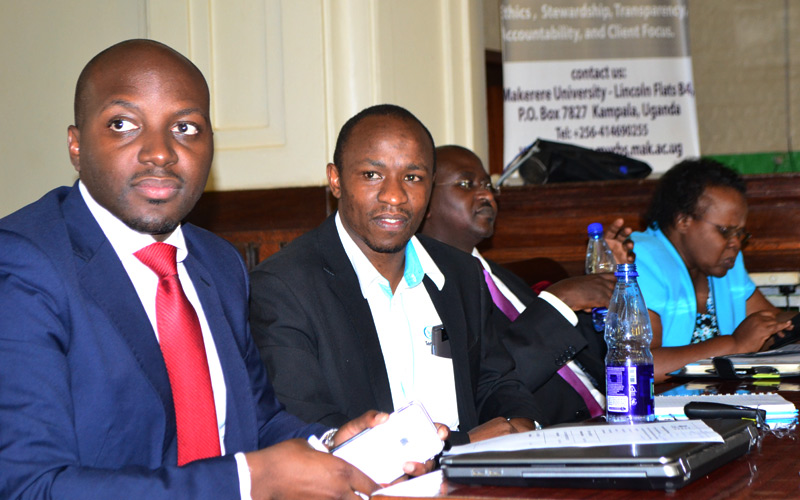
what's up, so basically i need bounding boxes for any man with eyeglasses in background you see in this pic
[420,145,635,424]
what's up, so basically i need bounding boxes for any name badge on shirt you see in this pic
[424,324,451,359]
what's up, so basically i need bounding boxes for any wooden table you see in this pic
[374,380,800,500]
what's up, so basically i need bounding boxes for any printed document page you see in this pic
[444,420,722,456]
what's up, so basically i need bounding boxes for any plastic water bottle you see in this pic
[585,222,616,332]
[604,263,655,424]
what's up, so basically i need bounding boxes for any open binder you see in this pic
[671,344,800,379]
[655,392,798,429]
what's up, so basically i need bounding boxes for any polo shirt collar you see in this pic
[335,212,445,298]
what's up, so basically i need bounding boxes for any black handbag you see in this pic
[504,139,652,184]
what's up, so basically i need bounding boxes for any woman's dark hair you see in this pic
[645,158,746,230]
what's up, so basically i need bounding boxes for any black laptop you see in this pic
[441,419,757,491]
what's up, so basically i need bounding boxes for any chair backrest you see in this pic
[500,257,570,288]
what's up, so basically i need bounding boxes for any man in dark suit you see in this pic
[0,39,400,500]
[250,104,545,445]
[419,145,634,423]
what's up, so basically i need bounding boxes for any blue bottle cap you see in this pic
[587,222,603,236]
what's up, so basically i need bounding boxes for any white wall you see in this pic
[0,1,147,216]
[0,0,487,217]
[689,0,798,156]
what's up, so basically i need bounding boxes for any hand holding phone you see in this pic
[767,312,800,350]
[331,401,444,484]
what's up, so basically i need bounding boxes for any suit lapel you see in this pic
[62,186,176,448]
[318,217,394,412]
[423,269,479,430]
[181,240,256,452]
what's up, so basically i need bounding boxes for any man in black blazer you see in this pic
[419,145,634,424]
[250,105,545,445]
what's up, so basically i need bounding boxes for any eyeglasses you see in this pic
[436,179,500,195]
[694,217,751,244]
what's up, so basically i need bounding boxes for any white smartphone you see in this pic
[331,401,444,484]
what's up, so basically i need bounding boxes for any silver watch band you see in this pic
[321,427,338,450]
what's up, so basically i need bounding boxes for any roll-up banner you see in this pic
[501,0,699,175]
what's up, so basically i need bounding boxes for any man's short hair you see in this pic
[435,144,481,166]
[73,39,205,128]
[332,104,435,171]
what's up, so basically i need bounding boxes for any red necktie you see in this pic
[483,268,604,418]
[135,242,221,465]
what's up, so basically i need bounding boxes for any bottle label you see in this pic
[606,365,654,417]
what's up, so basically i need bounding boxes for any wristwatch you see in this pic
[321,427,338,450]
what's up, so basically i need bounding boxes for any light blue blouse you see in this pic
[630,227,755,347]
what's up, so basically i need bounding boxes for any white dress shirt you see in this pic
[336,213,460,430]
[472,248,606,408]
[79,182,251,498]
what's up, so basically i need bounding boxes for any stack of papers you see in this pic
[655,393,798,429]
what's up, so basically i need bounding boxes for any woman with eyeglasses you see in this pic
[630,158,793,381]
